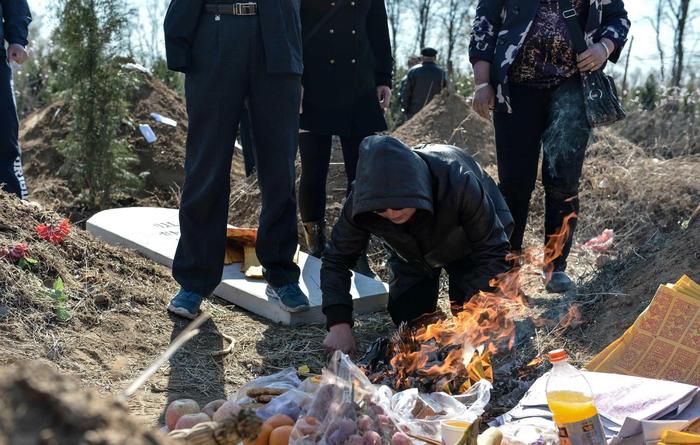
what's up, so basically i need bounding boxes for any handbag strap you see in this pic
[303,0,349,46]
[557,0,589,54]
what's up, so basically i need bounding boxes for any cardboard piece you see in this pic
[86,207,388,325]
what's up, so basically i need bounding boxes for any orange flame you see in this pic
[382,212,579,392]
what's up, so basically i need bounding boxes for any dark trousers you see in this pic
[0,58,27,199]
[239,106,256,177]
[173,14,302,294]
[493,76,591,271]
[298,133,366,223]
[386,255,474,325]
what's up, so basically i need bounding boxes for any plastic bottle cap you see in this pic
[548,349,568,362]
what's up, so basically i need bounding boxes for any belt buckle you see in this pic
[234,2,256,15]
[562,8,577,18]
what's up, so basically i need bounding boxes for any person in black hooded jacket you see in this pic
[321,136,513,353]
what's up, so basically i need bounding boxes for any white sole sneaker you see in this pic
[167,303,198,320]
[265,286,310,313]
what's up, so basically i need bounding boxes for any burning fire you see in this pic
[370,213,580,393]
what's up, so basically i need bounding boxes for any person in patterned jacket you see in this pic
[469,0,629,293]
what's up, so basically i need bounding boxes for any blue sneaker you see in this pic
[265,283,310,313]
[167,288,205,319]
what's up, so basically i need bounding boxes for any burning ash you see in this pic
[361,213,581,393]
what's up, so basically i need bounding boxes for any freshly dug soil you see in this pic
[20,68,190,216]
[0,361,174,445]
[392,91,496,165]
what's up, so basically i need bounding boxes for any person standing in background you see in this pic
[164,0,310,317]
[298,0,393,277]
[400,47,448,119]
[469,0,630,292]
[0,0,31,200]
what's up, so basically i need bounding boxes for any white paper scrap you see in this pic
[139,124,157,143]
[150,112,177,127]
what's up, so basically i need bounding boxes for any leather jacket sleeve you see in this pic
[366,0,393,87]
[454,172,510,301]
[1,0,31,46]
[163,0,204,72]
[399,73,412,113]
[320,201,370,329]
[600,0,630,63]
[468,0,506,64]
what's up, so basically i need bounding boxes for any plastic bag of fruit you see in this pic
[390,380,491,441]
[290,351,414,445]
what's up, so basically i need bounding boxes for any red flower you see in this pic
[36,218,71,244]
[0,243,29,262]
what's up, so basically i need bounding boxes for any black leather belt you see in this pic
[204,3,257,15]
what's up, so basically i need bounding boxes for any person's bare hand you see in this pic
[323,323,356,354]
[377,86,392,109]
[472,84,495,120]
[7,44,28,65]
[577,42,609,73]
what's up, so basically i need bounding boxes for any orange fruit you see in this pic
[270,425,294,445]
[264,414,295,429]
[244,423,273,445]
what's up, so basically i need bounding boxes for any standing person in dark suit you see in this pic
[400,47,448,119]
[1,0,31,200]
[298,0,393,277]
[164,0,309,318]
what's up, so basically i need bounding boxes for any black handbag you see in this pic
[558,0,625,127]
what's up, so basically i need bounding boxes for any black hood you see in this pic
[351,136,433,220]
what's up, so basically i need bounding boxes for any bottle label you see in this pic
[557,415,607,445]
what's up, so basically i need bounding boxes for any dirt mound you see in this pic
[0,361,173,445]
[0,190,392,427]
[568,219,700,359]
[20,68,189,214]
[392,91,496,165]
[614,102,699,159]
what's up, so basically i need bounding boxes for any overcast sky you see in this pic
[25,0,699,83]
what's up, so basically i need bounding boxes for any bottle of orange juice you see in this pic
[546,349,606,445]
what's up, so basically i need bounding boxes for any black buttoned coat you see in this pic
[300,0,393,136]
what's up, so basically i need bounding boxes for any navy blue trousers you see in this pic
[493,76,592,271]
[173,14,302,294]
[0,56,28,199]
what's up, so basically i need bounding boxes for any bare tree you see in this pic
[622,35,634,99]
[668,0,692,86]
[414,0,434,51]
[385,0,404,70]
[653,0,666,83]
[440,0,475,79]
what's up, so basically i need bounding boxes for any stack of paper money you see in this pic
[587,275,700,386]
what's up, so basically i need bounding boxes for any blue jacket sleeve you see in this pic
[599,0,630,63]
[163,0,204,73]
[1,0,32,46]
[468,0,505,64]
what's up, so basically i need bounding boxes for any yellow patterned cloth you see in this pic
[587,275,700,386]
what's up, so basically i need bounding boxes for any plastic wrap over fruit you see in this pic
[290,352,404,445]
[390,380,492,441]
[233,367,302,405]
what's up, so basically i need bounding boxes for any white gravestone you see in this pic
[86,207,388,325]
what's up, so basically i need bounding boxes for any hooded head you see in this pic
[351,136,433,222]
